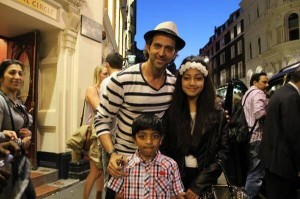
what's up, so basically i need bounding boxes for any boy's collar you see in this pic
[137,150,159,162]
[130,150,161,165]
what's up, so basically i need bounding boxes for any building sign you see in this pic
[81,15,103,43]
[17,0,58,20]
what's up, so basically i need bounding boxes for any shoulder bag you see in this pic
[199,111,247,199]
[66,101,94,160]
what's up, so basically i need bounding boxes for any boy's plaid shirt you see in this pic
[108,150,184,198]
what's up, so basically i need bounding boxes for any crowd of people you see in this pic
[0,20,299,199]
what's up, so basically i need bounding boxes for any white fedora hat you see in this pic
[144,21,185,50]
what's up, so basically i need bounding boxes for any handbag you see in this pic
[199,111,247,199]
[66,101,95,161]
[199,162,247,199]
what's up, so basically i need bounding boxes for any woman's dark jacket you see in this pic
[161,110,229,195]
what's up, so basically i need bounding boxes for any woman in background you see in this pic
[82,65,108,199]
[0,59,35,199]
[162,55,229,198]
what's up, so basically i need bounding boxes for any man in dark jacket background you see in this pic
[259,67,300,199]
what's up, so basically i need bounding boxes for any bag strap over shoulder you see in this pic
[241,89,259,135]
[78,100,91,152]
[80,101,86,126]
[0,91,16,131]
[241,89,256,107]
[249,119,258,135]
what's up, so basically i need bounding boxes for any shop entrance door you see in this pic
[0,31,40,169]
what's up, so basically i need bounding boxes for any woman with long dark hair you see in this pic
[161,55,229,198]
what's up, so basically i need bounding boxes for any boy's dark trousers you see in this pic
[105,188,115,199]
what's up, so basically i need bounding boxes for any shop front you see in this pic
[0,0,105,178]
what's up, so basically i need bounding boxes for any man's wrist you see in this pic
[108,149,117,159]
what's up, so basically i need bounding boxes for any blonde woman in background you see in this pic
[83,65,108,199]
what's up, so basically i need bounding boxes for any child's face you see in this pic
[181,68,205,99]
[133,129,163,161]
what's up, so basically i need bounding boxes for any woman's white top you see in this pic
[185,112,198,168]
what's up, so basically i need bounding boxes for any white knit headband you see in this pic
[178,61,208,76]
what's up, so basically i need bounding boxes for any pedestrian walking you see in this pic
[242,72,269,199]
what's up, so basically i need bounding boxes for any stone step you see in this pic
[35,178,79,199]
[30,167,79,199]
[31,167,58,188]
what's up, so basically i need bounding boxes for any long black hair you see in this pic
[165,55,218,156]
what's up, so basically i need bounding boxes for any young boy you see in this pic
[107,113,185,199]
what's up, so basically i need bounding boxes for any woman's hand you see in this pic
[18,128,32,138]
[115,192,124,199]
[171,192,186,199]
[21,136,31,149]
[0,140,21,157]
[0,140,21,193]
[185,189,199,199]
[2,130,18,141]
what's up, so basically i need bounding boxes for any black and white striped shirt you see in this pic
[95,63,176,156]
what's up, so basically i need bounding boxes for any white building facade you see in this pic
[241,0,300,84]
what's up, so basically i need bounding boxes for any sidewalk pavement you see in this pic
[44,180,96,199]
[43,173,227,199]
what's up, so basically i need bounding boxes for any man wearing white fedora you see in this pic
[94,21,185,197]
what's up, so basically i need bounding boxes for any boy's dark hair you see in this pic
[132,113,164,138]
[105,52,123,69]
[250,72,267,86]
